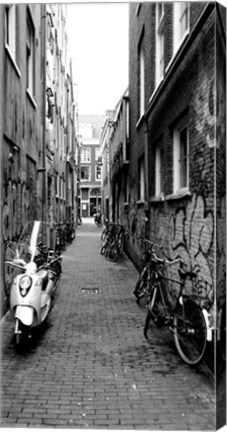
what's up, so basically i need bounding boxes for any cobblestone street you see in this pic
[1,218,215,429]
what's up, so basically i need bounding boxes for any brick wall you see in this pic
[127,3,224,311]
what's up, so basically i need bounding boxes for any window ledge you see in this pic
[26,89,37,109]
[5,44,21,78]
[136,200,147,207]
[150,194,165,204]
[124,202,129,208]
[136,115,144,129]
[166,30,190,75]
[165,190,191,201]
[148,78,163,105]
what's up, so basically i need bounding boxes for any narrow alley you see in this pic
[1,218,215,430]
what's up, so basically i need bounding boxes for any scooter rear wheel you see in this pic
[14,332,23,347]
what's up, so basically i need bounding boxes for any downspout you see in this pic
[41,4,47,222]
[0,5,4,315]
[72,102,75,223]
[65,80,69,221]
[144,117,150,239]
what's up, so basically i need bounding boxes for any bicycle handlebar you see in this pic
[143,239,198,279]
[151,253,182,267]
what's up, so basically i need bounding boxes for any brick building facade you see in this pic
[78,116,105,218]
[125,2,226,317]
[99,102,130,224]
[0,4,78,315]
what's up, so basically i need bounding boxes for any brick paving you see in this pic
[1,218,216,429]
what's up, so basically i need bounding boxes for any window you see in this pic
[95,148,101,160]
[155,141,164,196]
[5,5,17,60]
[96,165,102,181]
[138,42,145,119]
[81,147,91,163]
[173,2,189,53]
[173,118,189,192]
[156,3,164,86]
[26,9,35,96]
[81,166,91,181]
[157,2,164,22]
[138,155,145,201]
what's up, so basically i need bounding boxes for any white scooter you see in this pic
[4,220,62,347]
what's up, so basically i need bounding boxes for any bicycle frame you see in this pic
[154,270,214,342]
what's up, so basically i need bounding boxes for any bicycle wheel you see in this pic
[148,284,166,324]
[133,266,148,299]
[173,299,207,365]
[143,285,157,338]
[220,303,226,363]
[144,284,165,337]
[100,244,106,255]
[101,228,107,241]
[106,243,118,262]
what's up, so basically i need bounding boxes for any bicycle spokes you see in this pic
[173,299,207,365]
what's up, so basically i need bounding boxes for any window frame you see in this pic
[138,155,145,201]
[173,117,189,193]
[80,165,91,182]
[173,2,190,55]
[155,3,165,87]
[26,8,36,97]
[5,5,17,59]
[95,165,102,181]
[95,147,101,160]
[81,147,91,163]
[138,40,145,120]
[155,141,164,197]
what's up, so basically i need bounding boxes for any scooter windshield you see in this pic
[4,221,54,297]
[16,221,50,264]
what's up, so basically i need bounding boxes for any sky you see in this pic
[66,3,129,116]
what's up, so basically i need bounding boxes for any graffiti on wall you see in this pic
[148,194,214,309]
[217,196,226,308]
[194,72,225,151]
[3,180,28,241]
[194,74,215,148]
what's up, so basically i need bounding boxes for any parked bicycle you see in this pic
[143,251,213,366]
[65,222,75,244]
[101,222,125,262]
[55,223,66,252]
[133,239,164,302]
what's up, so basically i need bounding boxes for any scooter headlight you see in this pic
[19,275,32,296]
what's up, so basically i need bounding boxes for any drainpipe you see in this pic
[72,102,75,223]
[65,80,69,222]
[144,117,150,238]
[41,4,47,222]
[0,6,4,312]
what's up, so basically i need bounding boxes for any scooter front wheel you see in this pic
[14,332,23,347]
[14,319,24,348]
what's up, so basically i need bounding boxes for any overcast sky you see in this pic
[66,3,129,116]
